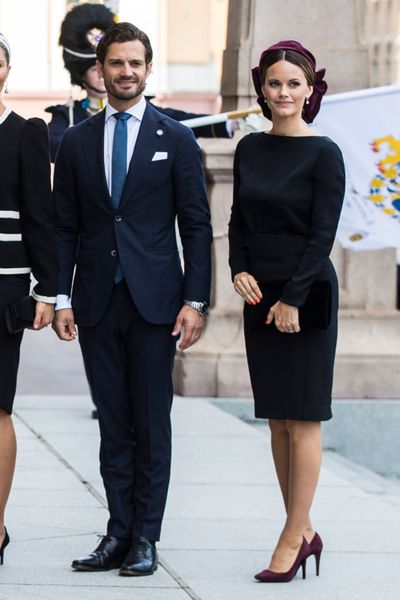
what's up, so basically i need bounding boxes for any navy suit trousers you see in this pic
[78,280,177,541]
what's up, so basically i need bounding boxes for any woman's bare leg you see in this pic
[269,419,290,510]
[0,410,17,545]
[269,419,316,539]
[268,420,321,573]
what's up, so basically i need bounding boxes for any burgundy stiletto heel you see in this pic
[0,527,10,566]
[314,550,322,576]
[309,532,323,576]
[254,537,311,583]
[301,557,306,579]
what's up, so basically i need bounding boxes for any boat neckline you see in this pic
[263,132,325,139]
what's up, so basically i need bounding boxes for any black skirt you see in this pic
[244,261,338,422]
[0,274,30,414]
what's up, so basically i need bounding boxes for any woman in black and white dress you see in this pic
[0,34,57,564]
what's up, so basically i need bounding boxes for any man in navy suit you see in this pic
[53,22,212,576]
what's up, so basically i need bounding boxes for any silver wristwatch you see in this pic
[183,300,209,317]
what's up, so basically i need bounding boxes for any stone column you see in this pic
[173,138,252,396]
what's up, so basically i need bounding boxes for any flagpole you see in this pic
[180,106,263,129]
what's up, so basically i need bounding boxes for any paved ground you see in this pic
[1,328,399,600]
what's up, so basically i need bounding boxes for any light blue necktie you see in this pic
[111,112,131,283]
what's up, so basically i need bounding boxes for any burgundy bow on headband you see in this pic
[251,40,327,124]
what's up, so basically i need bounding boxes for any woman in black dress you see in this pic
[0,34,57,564]
[228,40,345,582]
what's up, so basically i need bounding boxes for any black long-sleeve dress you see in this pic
[229,133,345,421]
[0,110,57,413]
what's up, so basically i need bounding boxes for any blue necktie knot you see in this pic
[113,112,131,123]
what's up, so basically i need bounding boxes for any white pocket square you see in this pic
[152,151,168,162]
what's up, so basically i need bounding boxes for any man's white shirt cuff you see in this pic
[55,294,72,311]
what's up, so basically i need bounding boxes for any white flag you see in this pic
[314,84,400,250]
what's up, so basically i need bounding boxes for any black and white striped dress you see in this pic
[0,108,57,412]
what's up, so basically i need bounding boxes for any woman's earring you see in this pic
[263,97,267,104]
[305,97,310,105]
[4,80,9,94]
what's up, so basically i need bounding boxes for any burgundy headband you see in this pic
[251,40,327,124]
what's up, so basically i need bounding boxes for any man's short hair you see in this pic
[96,22,153,65]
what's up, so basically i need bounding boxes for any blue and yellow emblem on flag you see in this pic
[370,135,400,223]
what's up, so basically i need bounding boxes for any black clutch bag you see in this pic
[246,280,332,332]
[298,280,332,329]
[4,295,36,334]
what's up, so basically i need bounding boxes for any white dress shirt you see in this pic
[56,97,147,311]
[103,96,147,194]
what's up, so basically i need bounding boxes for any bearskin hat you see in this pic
[59,3,116,86]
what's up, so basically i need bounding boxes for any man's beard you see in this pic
[107,77,146,101]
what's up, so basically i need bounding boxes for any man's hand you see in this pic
[33,302,54,330]
[172,305,205,351]
[52,308,77,341]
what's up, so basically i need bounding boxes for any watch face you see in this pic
[185,300,208,315]
[198,302,208,315]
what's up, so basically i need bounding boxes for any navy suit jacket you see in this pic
[53,101,212,327]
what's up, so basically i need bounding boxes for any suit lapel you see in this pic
[81,110,113,211]
[119,103,166,210]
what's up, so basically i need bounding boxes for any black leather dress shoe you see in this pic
[71,536,130,571]
[119,536,158,576]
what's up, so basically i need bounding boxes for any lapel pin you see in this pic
[156,129,164,137]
